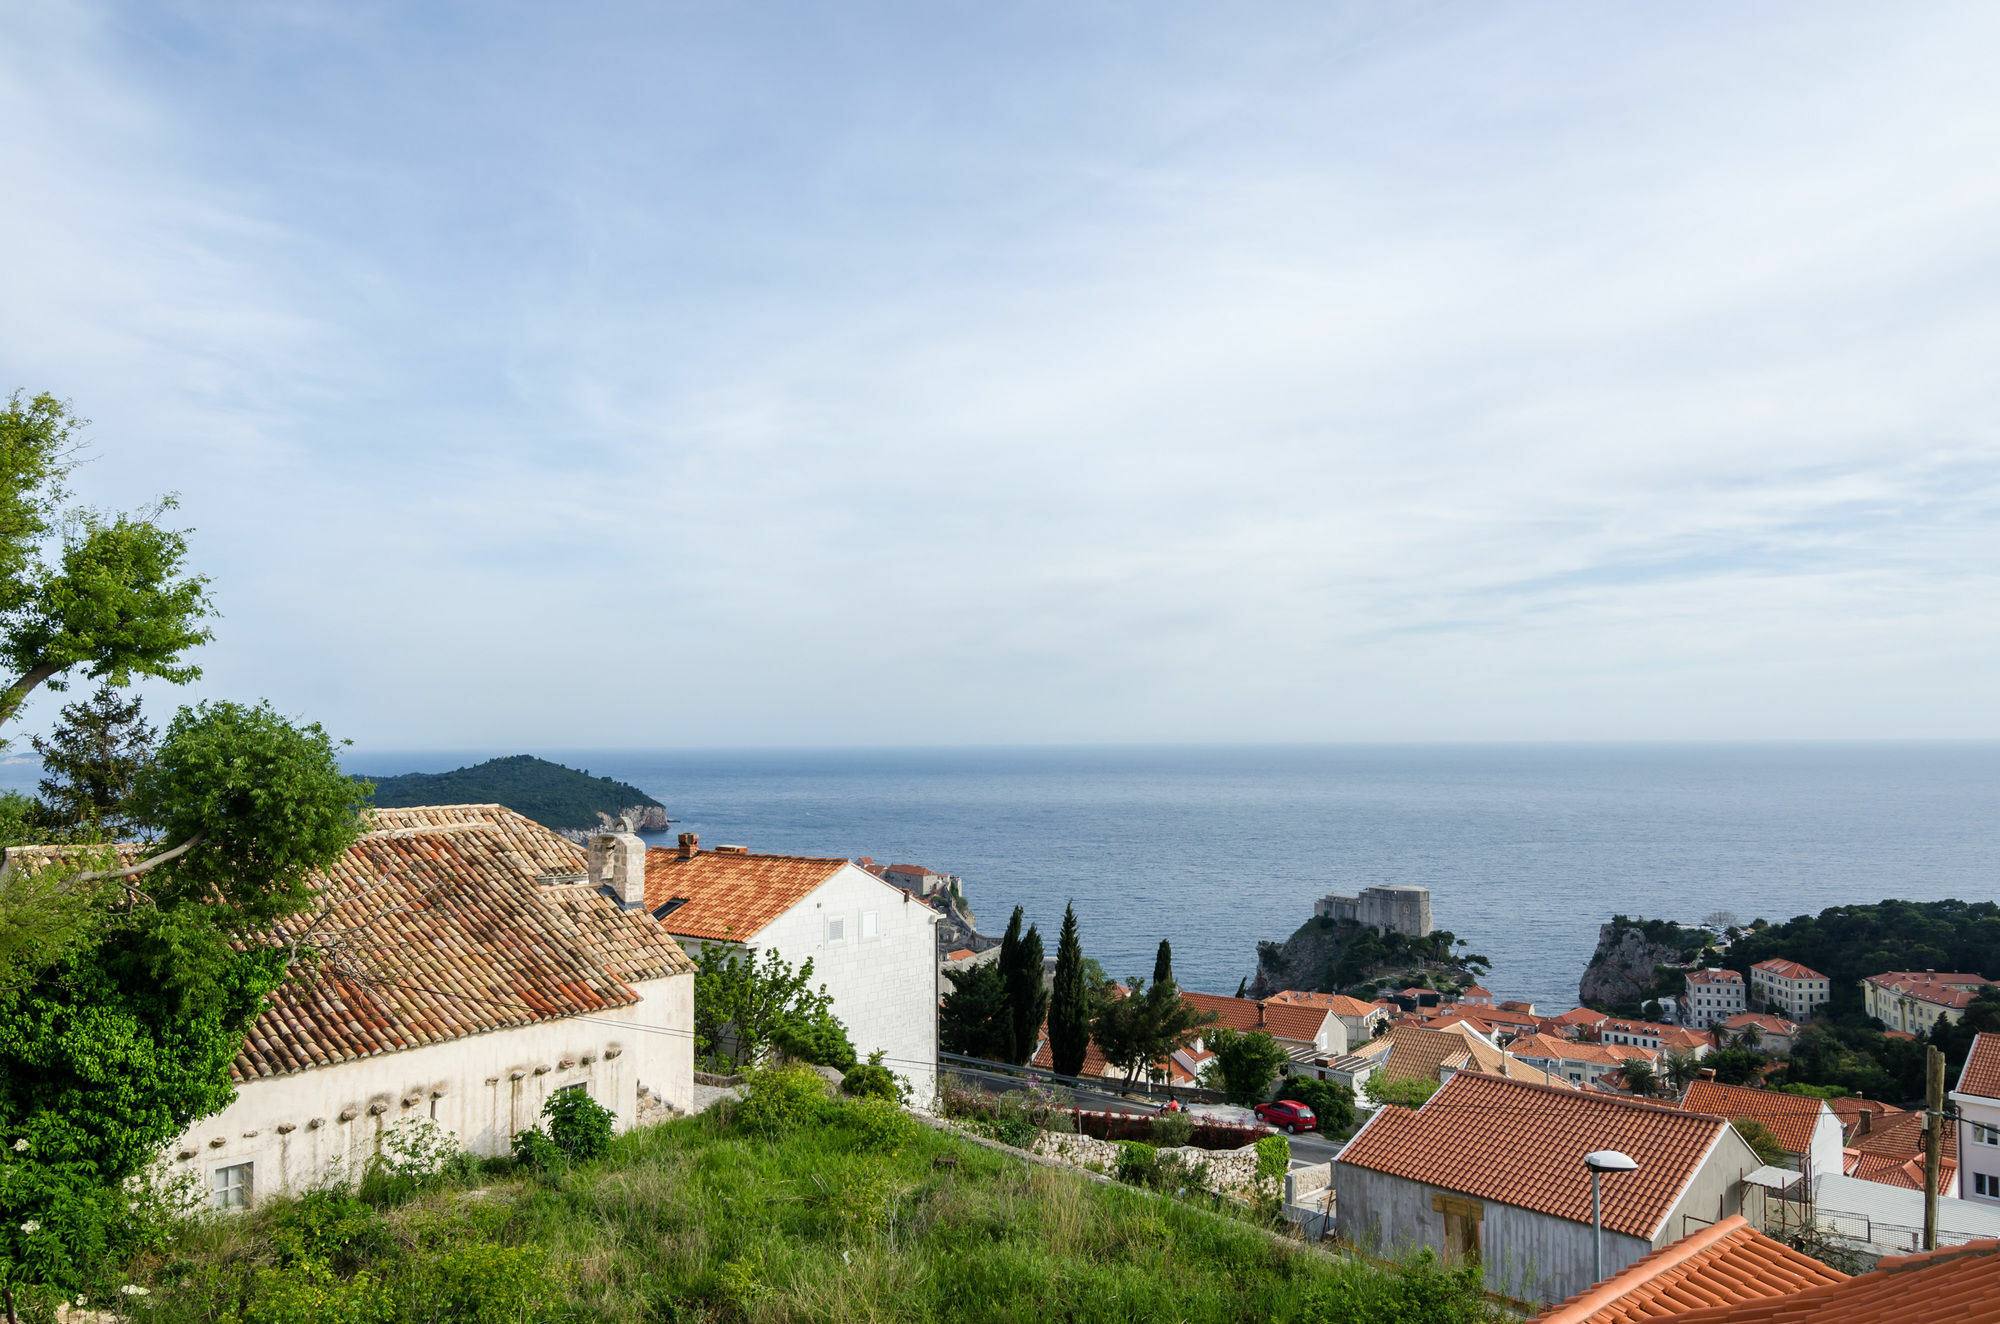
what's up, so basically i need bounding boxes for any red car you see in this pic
[1254,1100,1317,1133]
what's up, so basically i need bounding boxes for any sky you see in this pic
[3,2,1999,749]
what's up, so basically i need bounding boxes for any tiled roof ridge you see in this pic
[1873,1238,2000,1274]
[1534,1215,1847,1323]
[658,847,851,865]
[1956,1032,2000,1100]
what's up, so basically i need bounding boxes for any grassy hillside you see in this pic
[361,754,663,831]
[108,1086,1494,1324]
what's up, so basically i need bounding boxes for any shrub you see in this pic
[1114,1141,1158,1186]
[268,1190,390,1271]
[545,1088,616,1162]
[841,1051,904,1102]
[842,1096,919,1153]
[736,1062,835,1135]
[406,1242,565,1324]
[1150,1110,1194,1148]
[510,1126,562,1171]
[1280,1077,1357,1133]
[1254,1134,1291,1185]
[243,1261,391,1324]
[360,1117,473,1203]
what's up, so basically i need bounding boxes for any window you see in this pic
[861,910,878,941]
[1978,1173,2000,1199]
[826,914,846,944]
[1975,1124,2000,1147]
[212,1162,253,1211]
[555,1082,587,1098]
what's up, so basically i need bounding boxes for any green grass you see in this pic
[117,1093,1494,1324]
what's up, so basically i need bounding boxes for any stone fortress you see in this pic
[1314,884,1433,939]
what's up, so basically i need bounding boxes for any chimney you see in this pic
[1857,1108,1873,1137]
[1256,1001,1267,1028]
[677,832,699,860]
[589,826,647,910]
[1698,1067,1717,1081]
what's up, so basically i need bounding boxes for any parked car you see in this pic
[1253,1100,1317,1133]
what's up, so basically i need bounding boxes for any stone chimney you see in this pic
[1857,1108,1873,1137]
[1698,1067,1717,1081]
[677,831,699,860]
[589,825,647,910]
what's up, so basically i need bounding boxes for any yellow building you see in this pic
[1862,970,1995,1034]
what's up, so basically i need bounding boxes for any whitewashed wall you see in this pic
[169,970,692,1210]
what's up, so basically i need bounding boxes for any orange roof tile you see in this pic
[1853,1108,1957,1164]
[1265,990,1381,1018]
[1654,1238,2000,1324]
[1751,959,1827,982]
[1958,1032,2000,1101]
[214,806,692,1080]
[1337,1073,1736,1240]
[1678,1081,1828,1158]
[1718,1013,1797,1036]
[1180,991,1333,1045]
[1864,970,1996,1011]
[643,847,854,940]
[1536,1215,1847,1323]
[1827,1095,1904,1139]
[1847,1151,1957,1193]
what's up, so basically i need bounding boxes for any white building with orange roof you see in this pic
[1680,967,1746,1030]
[1749,958,1832,1020]
[644,832,940,1099]
[1952,1032,2000,1205]
[1863,970,1997,1035]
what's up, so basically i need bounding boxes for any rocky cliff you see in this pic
[1578,920,1696,1006]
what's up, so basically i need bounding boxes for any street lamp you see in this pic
[1584,1150,1640,1284]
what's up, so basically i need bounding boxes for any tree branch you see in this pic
[0,660,66,730]
[72,830,205,882]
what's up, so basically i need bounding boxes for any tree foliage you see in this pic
[1091,975,1214,1089]
[363,754,662,833]
[938,959,1013,1061]
[1367,1071,1442,1109]
[31,681,154,838]
[692,944,856,1074]
[1275,1076,1357,1133]
[1732,1118,1789,1167]
[1726,899,2000,1019]
[1620,1059,1660,1097]
[1047,903,1090,1078]
[996,907,1048,1066]
[1202,1028,1290,1106]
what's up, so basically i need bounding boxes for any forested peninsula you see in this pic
[362,754,666,833]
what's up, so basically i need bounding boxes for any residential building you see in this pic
[1601,1017,1712,1056]
[1508,1032,1660,1091]
[1829,1095,1905,1144]
[1681,969,1747,1031]
[1313,884,1433,937]
[645,833,940,1099]
[1551,1006,1610,1039]
[1806,1175,2000,1263]
[1333,1072,1764,1305]
[1951,1033,2000,1205]
[46,805,700,1212]
[1715,1012,1799,1056]
[1862,970,1997,1035]
[1847,1108,1960,1196]
[1263,989,1390,1043]
[1619,1235,2000,1323]
[1678,1079,1844,1182]
[1535,1215,1847,1324]
[1179,991,1351,1060]
[1749,959,1831,1021]
[1458,985,1494,1007]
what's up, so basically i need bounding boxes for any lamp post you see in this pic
[1584,1150,1640,1284]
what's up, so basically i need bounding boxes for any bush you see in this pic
[509,1127,562,1171]
[1254,1135,1291,1185]
[841,1051,905,1102]
[359,1117,473,1203]
[1280,1077,1357,1133]
[406,1242,565,1324]
[736,1062,835,1135]
[545,1088,615,1162]
[243,1261,391,1324]
[1114,1141,1158,1186]
[1150,1110,1194,1148]
[268,1190,390,1272]
[842,1096,919,1153]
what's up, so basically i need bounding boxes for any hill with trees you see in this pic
[362,754,665,832]
[1724,898,2000,1017]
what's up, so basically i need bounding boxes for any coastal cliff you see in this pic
[1249,915,1488,998]
[1577,916,1710,1008]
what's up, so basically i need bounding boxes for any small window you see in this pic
[555,1082,587,1098]
[861,910,878,941]
[1976,1124,2000,1147]
[1979,1173,2000,1198]
[213,1162,253,1211]
[826,914,846,945]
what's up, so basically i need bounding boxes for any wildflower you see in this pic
[11,1139,25,1152]
[19,1220,37,1233]
[121,1285,150,1297]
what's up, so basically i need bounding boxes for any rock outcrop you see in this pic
[1578,921,1691,1006]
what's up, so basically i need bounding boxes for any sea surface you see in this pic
[327,743,2000,1013]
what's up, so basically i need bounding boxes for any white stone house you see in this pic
[134,805,696,1211]
[1335,1072,1764,1306]
[1679,968,1746,1030]
[1749,959,1831,1020]
[1953,1032,2000,1205]
[645,834,940,1100]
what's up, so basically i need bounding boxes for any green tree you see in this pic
[938,960,1013,1061]
[1152,939,1172,986]
[1663,1050,1704,1093]
[692,945,855,1073]
[1047,903,1090,1078]
[0,701,366,1297]
[1203,1028,1290,1106]
[1276,1076,1357,1133]
[1706,1045,1769,1087]
[1091,976,1216,1089]
[1621,1059,1660,1097]
[1733,1118,1788,1167]
[31,682,154,838]
[1002,914,1048,1066]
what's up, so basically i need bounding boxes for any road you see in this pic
[943,1064,1348,1164]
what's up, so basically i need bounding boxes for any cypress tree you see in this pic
[1047,903,1090,1078]
[1153,938,1174,989]
[1008,923,1049,1065]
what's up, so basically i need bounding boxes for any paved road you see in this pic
[943,1064,1346,1164]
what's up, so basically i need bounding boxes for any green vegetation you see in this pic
[1732,1118,1788,1167]
[1093,974,1216,1089]
[106,1075,1496,1324]
[1047,903,1091,1077]
[361,754,662,832]
[1726,899,2000,1019]
[29,680,155,838]
[1000,908,1049,1066]
[692,945,856,1075]
[1271,1077,1359,1137]
[1202,1028,1290,1106]
[1366,1072,1442,1110]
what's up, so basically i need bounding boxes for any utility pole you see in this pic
[1924,1045,1945,1251]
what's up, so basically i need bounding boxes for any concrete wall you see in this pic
[747,863,940,1101]
[171,970,693,1211]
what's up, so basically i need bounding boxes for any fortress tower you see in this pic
[1313,884,1433,938]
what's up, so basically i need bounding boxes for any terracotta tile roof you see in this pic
[1751,959,1826,982]
[1602,1017,1683,1039]
[1500,1055,1577,1089]
[1852,1107,1956,1162]
[643,847,853,940]
[1382,1024,1498,1083]
[231,805,693,1081]
[1957,1032,2000,1101]
[1180,992,1334,1045]
[885,863,934,875]
[1466,1005,1542,1029]
[1863,970,1996,1011]
[944,947,977,962]
[1536,1215,1847,1323]
[1718,1013,1798,1036]
[1555,1007,1610,1027]
[1654,1238,2000,1324]
[1688,969,1745,985]
[1514,1033,1657,1067]
[1827,1095,1904,1139]
[1336,1073,1736,1240]
[1846,1150,1956,1193]
[1265,990,1380,1018]
[1678,1081,1829,1158]
[1462,985,1493,996]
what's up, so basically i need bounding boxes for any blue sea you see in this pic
[321,743,2000,1013]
